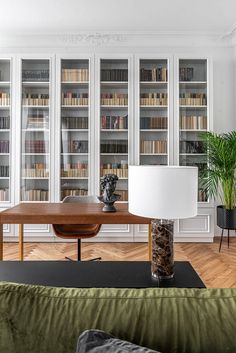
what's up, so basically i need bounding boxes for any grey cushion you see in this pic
[76,329,161,353]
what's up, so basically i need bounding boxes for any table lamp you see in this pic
[129,166,198,279]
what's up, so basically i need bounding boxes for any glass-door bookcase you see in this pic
[138,59,169,166]
[178,59,208,202]
[21,59,50,202]
[60,59,90,200]
[99,59,129,202]
[0,59,11,203]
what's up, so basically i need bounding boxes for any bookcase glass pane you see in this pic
[0,60,11,202]
[21,59,50,202]
[60,59,89,200]
[100,59,128,202]
[139,59,168,167]
[178,59,208,202]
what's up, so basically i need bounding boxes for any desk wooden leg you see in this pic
[148,223,152,261]
[0,224,3,260]
[19,224,24,261]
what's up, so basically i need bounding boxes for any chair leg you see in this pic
[219,228,224,252]
[77,239,81,261]
[228,229,230,248]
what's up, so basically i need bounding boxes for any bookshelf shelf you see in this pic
[0,106,10,109]
[140,153,168,156]
[22,82,50,87]
[0,177,10,179]
[101,81,128,87]
[0,129,10,132]
[100,153,128,156]
[22,129,49,132]
[22,153,49,156]
[22,177,49,180]
[101,129,128,132]
[23,105,49,108]
[61,177,89,180]
[140,129,168,132]
[61,129,88,132]
[101,105,128,109]
[0,81,11,86]
[0,153,10,156]
[180,129,207,132]
[140,105,168,108]
[61,105,88,108]
[179,153,207,156]
[61,153,88,156]
[179,105,207,108]
[61,81,89,85]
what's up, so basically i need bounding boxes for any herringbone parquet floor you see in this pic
[3,238,236,288]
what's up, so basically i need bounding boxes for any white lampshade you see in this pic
[129,166,198,219]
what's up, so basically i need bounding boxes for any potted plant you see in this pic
[200,131,236,230]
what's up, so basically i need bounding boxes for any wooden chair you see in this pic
[52,195,102,261]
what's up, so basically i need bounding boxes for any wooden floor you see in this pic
[3,238,236,288]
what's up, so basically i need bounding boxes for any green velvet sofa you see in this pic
[0,282,236,353]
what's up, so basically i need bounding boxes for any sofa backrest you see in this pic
[0,282,236,353]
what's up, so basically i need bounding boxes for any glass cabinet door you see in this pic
[178,59,208,202]
[60,59,89,200]
[100,59,129,202]
[21,59,50,202]
[139,59,169,166]
[0,59,11,203]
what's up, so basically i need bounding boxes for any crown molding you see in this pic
[0,30,233,49]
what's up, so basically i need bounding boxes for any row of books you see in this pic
[0,165,9,177]
[62,93,88,106]
[0,188,9,201]
[61,117,88,129]
[0,116,10,129]
[101,115,128,129]
[22,164,49,178]
[27,115,48,129]
[0,140,9,153]
[25,140,48,153]
[22,70,49,82]
[140,93,168,106]
[61,140,88,153]
[179,141,205,154]
[21,189,48,201]
[100,140,128,153]
[140,117,168,129]
[179,93,207,106]
[198,189,208,202]
[61,189,88,199]
[114,190,128,202]
[101,168,128,178]
[179,67,194,81]
[140,140,167,154]
[101,161,128,169]
[101,69,128,82]
[0,93,10,106]
[140,67,168,82]
[101,94,128,106]
[61,167,88,178]
[62,69,89,82]
[22,94,49,106]
[180,115,207,130]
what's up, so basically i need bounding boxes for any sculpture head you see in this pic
[100,174,119,200]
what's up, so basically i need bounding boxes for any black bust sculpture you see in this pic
[98,174,121,212]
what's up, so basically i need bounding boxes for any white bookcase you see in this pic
[1,53,214,242]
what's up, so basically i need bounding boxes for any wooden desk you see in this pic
[0,203,151,261]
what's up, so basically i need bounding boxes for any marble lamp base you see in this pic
[151,219,174,279]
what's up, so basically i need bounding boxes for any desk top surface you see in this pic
[0,261,205,288]
[0,203,151,224]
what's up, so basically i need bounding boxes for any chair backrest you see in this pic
[62,195,99,204]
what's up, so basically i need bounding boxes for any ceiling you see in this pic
[0,0,235,36]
